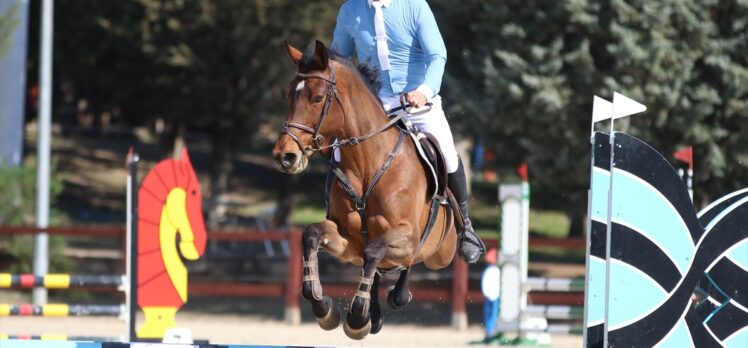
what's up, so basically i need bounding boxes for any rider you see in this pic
[330,0,486,263]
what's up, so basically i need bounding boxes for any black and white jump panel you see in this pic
[0,340,307,348]
[584,131,748,347]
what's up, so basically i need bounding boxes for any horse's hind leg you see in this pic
[301,221,343,330]
[386,269,413,310]
[369,273,384,335]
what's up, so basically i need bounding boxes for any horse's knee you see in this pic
[303,224,324,250]
[364,238,387,263]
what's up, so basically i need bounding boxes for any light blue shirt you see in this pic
[331,0,447,99]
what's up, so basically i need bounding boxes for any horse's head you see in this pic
[168,148,207,260]
[272,40,344,174]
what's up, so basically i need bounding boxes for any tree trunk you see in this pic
[172,121,186,158]
[208,119,236,229]
[568,211,585,238]
[207,74,244,228]
[273,174,295,229]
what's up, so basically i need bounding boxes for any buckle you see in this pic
[314,134,325,148]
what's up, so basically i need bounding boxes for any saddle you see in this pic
[407,129,447,200]
[402,121,467,233]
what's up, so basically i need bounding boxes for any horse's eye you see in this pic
[311,95,324,104]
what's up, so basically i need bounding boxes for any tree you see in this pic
[0,2,18,58]
[432,0,748,235]
[50,0,343,226]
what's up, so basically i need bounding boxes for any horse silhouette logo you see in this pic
[136,148,207,338]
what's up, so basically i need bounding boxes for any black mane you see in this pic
[298,41,382,102]
[329,53,382,99]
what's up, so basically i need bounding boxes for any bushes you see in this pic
[0,162,69,273]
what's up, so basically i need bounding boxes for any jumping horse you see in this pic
[272,40,459,340]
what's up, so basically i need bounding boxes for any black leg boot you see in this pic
[448,158,486,263]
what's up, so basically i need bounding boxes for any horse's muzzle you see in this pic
[274,151,308,174]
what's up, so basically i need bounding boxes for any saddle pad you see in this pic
[408,131,448,200]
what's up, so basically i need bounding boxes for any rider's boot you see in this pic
[448,158,486,264]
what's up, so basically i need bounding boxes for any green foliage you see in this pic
[0,162,69,273]
[0,2,18,57]
[0,162,64,225]
[433,0,748,215]
[41,0,747,225]
[54,0,343,132]
[2,235,71,274]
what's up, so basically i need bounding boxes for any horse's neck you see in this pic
[337,92,400,183]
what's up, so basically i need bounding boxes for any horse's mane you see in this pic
[298,42,382,103]
[330,53,382,101]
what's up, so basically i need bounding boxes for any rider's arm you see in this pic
[330,5,355,59]
[414,0,447,100]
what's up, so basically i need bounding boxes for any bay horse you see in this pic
[272,40,458,340]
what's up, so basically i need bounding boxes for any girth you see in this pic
[330,131,407,245]
[330,126,453,274]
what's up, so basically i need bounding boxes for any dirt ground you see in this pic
[1,313,581,347]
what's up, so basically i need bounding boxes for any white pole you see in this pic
[32,0,54,306]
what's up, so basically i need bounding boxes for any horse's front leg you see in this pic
[301,220,347,330]
[344,228,414,339]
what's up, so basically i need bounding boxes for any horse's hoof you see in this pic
[370,312,383,335]
[386,285,412,309]
[343,319,371,340]
[316,305,341,331]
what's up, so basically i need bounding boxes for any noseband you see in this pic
[281,60,406,155]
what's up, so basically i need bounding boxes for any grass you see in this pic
[291,206,327,225]
[528,209,571,238]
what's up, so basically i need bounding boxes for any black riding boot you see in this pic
[448,158,486,263]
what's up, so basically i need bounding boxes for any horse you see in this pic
[272,40,458,340]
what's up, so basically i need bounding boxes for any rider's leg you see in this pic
[404,96,486,263]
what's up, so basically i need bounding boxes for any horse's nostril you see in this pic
[281,153,297,168]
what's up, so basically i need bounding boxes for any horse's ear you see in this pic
[285,40,303,65]
[313,40,329,70]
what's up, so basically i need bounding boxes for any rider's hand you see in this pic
[404,91,427,108]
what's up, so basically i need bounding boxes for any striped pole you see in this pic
[0,274,125,289]
[0,340,303,347]
[520,324,584,335]
[523,305,584,320]
[523,277,585,292]
[0,304,125,317]
[0,334,120,341]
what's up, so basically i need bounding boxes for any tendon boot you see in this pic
[448,159,486,263]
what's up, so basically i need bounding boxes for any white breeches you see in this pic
[382,95,460,173]
[334,95,460,173]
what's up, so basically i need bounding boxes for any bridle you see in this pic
[280,60,405,155]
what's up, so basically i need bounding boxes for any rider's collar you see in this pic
[368,0,392,8]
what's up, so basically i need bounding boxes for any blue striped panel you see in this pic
[655,319,693,347]
[608,259,667,329]
[585,257,606,325]
[611,170,694,274]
